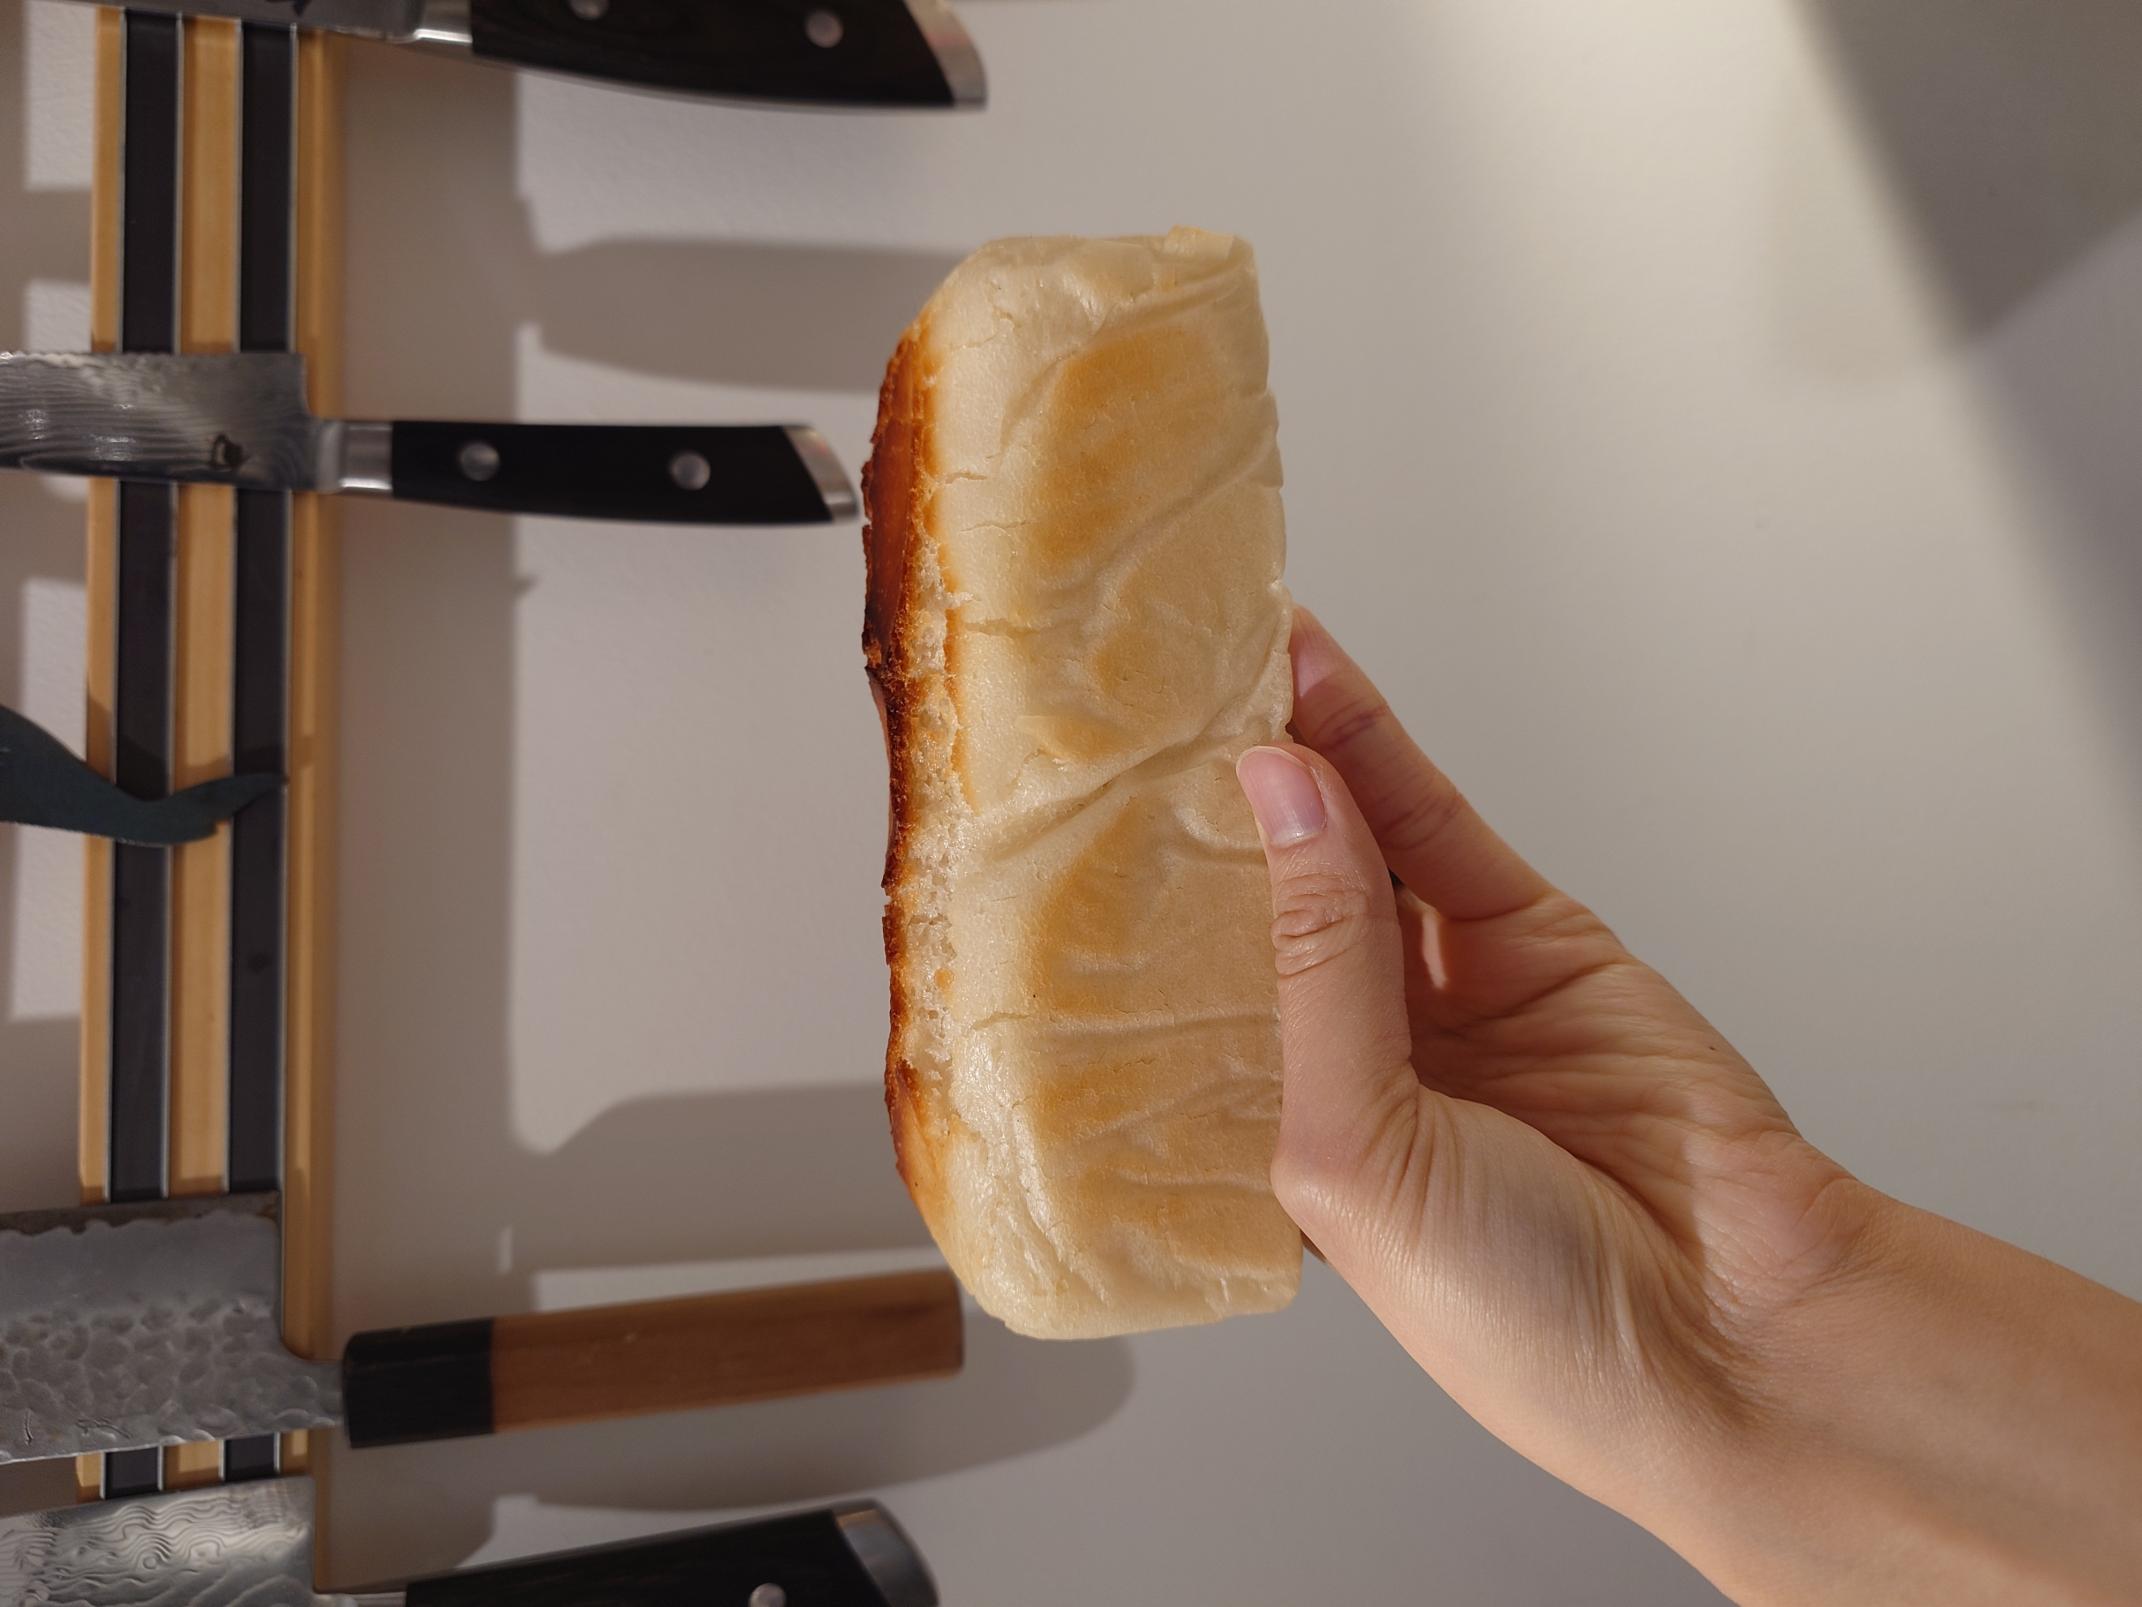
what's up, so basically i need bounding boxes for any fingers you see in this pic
[1236,743,1420,1208]
[1289,607,1552,923]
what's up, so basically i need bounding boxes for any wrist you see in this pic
[1627,1177,1888,1599]
[1669,1185,2142,1605]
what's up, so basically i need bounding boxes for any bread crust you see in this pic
[861,320,930,1199]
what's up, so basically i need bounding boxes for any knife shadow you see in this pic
[531,239,960,394]
[325,1307,1134,1588]
[324,38,1130,1585]
[331,413,1136,1588]
[342,40,960,402]
[0,5,89,330]
[1787,0,2142,800]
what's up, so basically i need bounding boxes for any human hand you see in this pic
[1234,608,2142,1605]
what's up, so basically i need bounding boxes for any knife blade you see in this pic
[0,1478,938,1607]
[0,1194,963,1466]
[49,0,985,109]
[0,353,856,524]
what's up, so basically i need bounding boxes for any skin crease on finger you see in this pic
[1247,607,2142,1606]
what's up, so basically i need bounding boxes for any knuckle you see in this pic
[1313,686,1397,756]
[1376,769,1470,860]
[1271,1078,1426,1237]
[1270,870,1381,979]
[1270,1131,1370,1236]
[1502,892,1623,957]
[1269,1140,1339,1228]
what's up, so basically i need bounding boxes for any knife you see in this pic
[0,353,856,525]
[50,0,985,109]
[0,1194,963,1465]
[0,1478,937,1607]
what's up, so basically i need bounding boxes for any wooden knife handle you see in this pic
[342,1269,964,1449]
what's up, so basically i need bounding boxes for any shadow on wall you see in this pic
[1794,0,2142,332]
[333,43,959,413]
[327,1315,1135,1586]
[1794,0,2142,802]
[327,36,1119,1584]
[0,0,96,1524]
[0,0,91,1206]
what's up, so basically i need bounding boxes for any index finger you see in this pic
[1289,607,1552,922]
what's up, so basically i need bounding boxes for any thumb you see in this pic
[1235,744,1421,1230]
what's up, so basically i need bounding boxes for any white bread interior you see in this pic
[864,228,1300,1340]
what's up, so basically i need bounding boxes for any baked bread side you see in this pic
[864,228,1300,1339]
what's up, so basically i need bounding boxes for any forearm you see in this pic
[1681,1190,2142,1605]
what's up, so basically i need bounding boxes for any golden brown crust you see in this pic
[862,321,929,1195]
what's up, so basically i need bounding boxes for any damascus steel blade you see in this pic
[0,1195,343,1464]
[0,1479,329,1607]
[0,353,332,493]
[47,0,432,44]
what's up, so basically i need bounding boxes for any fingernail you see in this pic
[1237,747,1327,847]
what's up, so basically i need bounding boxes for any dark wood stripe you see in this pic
[118,15,180,355]
[228,22,295,1200]
[106,487,174,1208]
[224,22,301,1481]
[226,487,287,1197]
[236,25,294,356]
[104,9,182,1504]
[221,1436,282,1482]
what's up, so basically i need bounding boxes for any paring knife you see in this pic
[0,1478,937,1607]
[0,353,856,525]
[51,0,985,109]
[0,1193,963,1465]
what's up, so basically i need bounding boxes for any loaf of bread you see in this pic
[862,229,1301,1339]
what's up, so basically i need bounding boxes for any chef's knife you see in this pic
[0,1478,936,1607]
[0,1193,962,1466]
[50,0,985,109]
[0,353,855,524]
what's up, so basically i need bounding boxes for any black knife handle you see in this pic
[388,421,836,525]
[342,1317,497,1448]
[403,1506,935,1607]
[467,0,963,108]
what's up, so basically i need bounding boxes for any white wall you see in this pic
[6,2,2141,1601]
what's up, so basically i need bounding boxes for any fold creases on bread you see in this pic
[864,228,1302,1340]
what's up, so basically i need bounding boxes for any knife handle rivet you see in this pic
[747,1587,787,1607]
[570,0,610,20]
[669,450,713,492]
[805,9,844,48]
[459,441,502,482]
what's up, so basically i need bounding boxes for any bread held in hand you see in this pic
[863,228,1300,1339]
